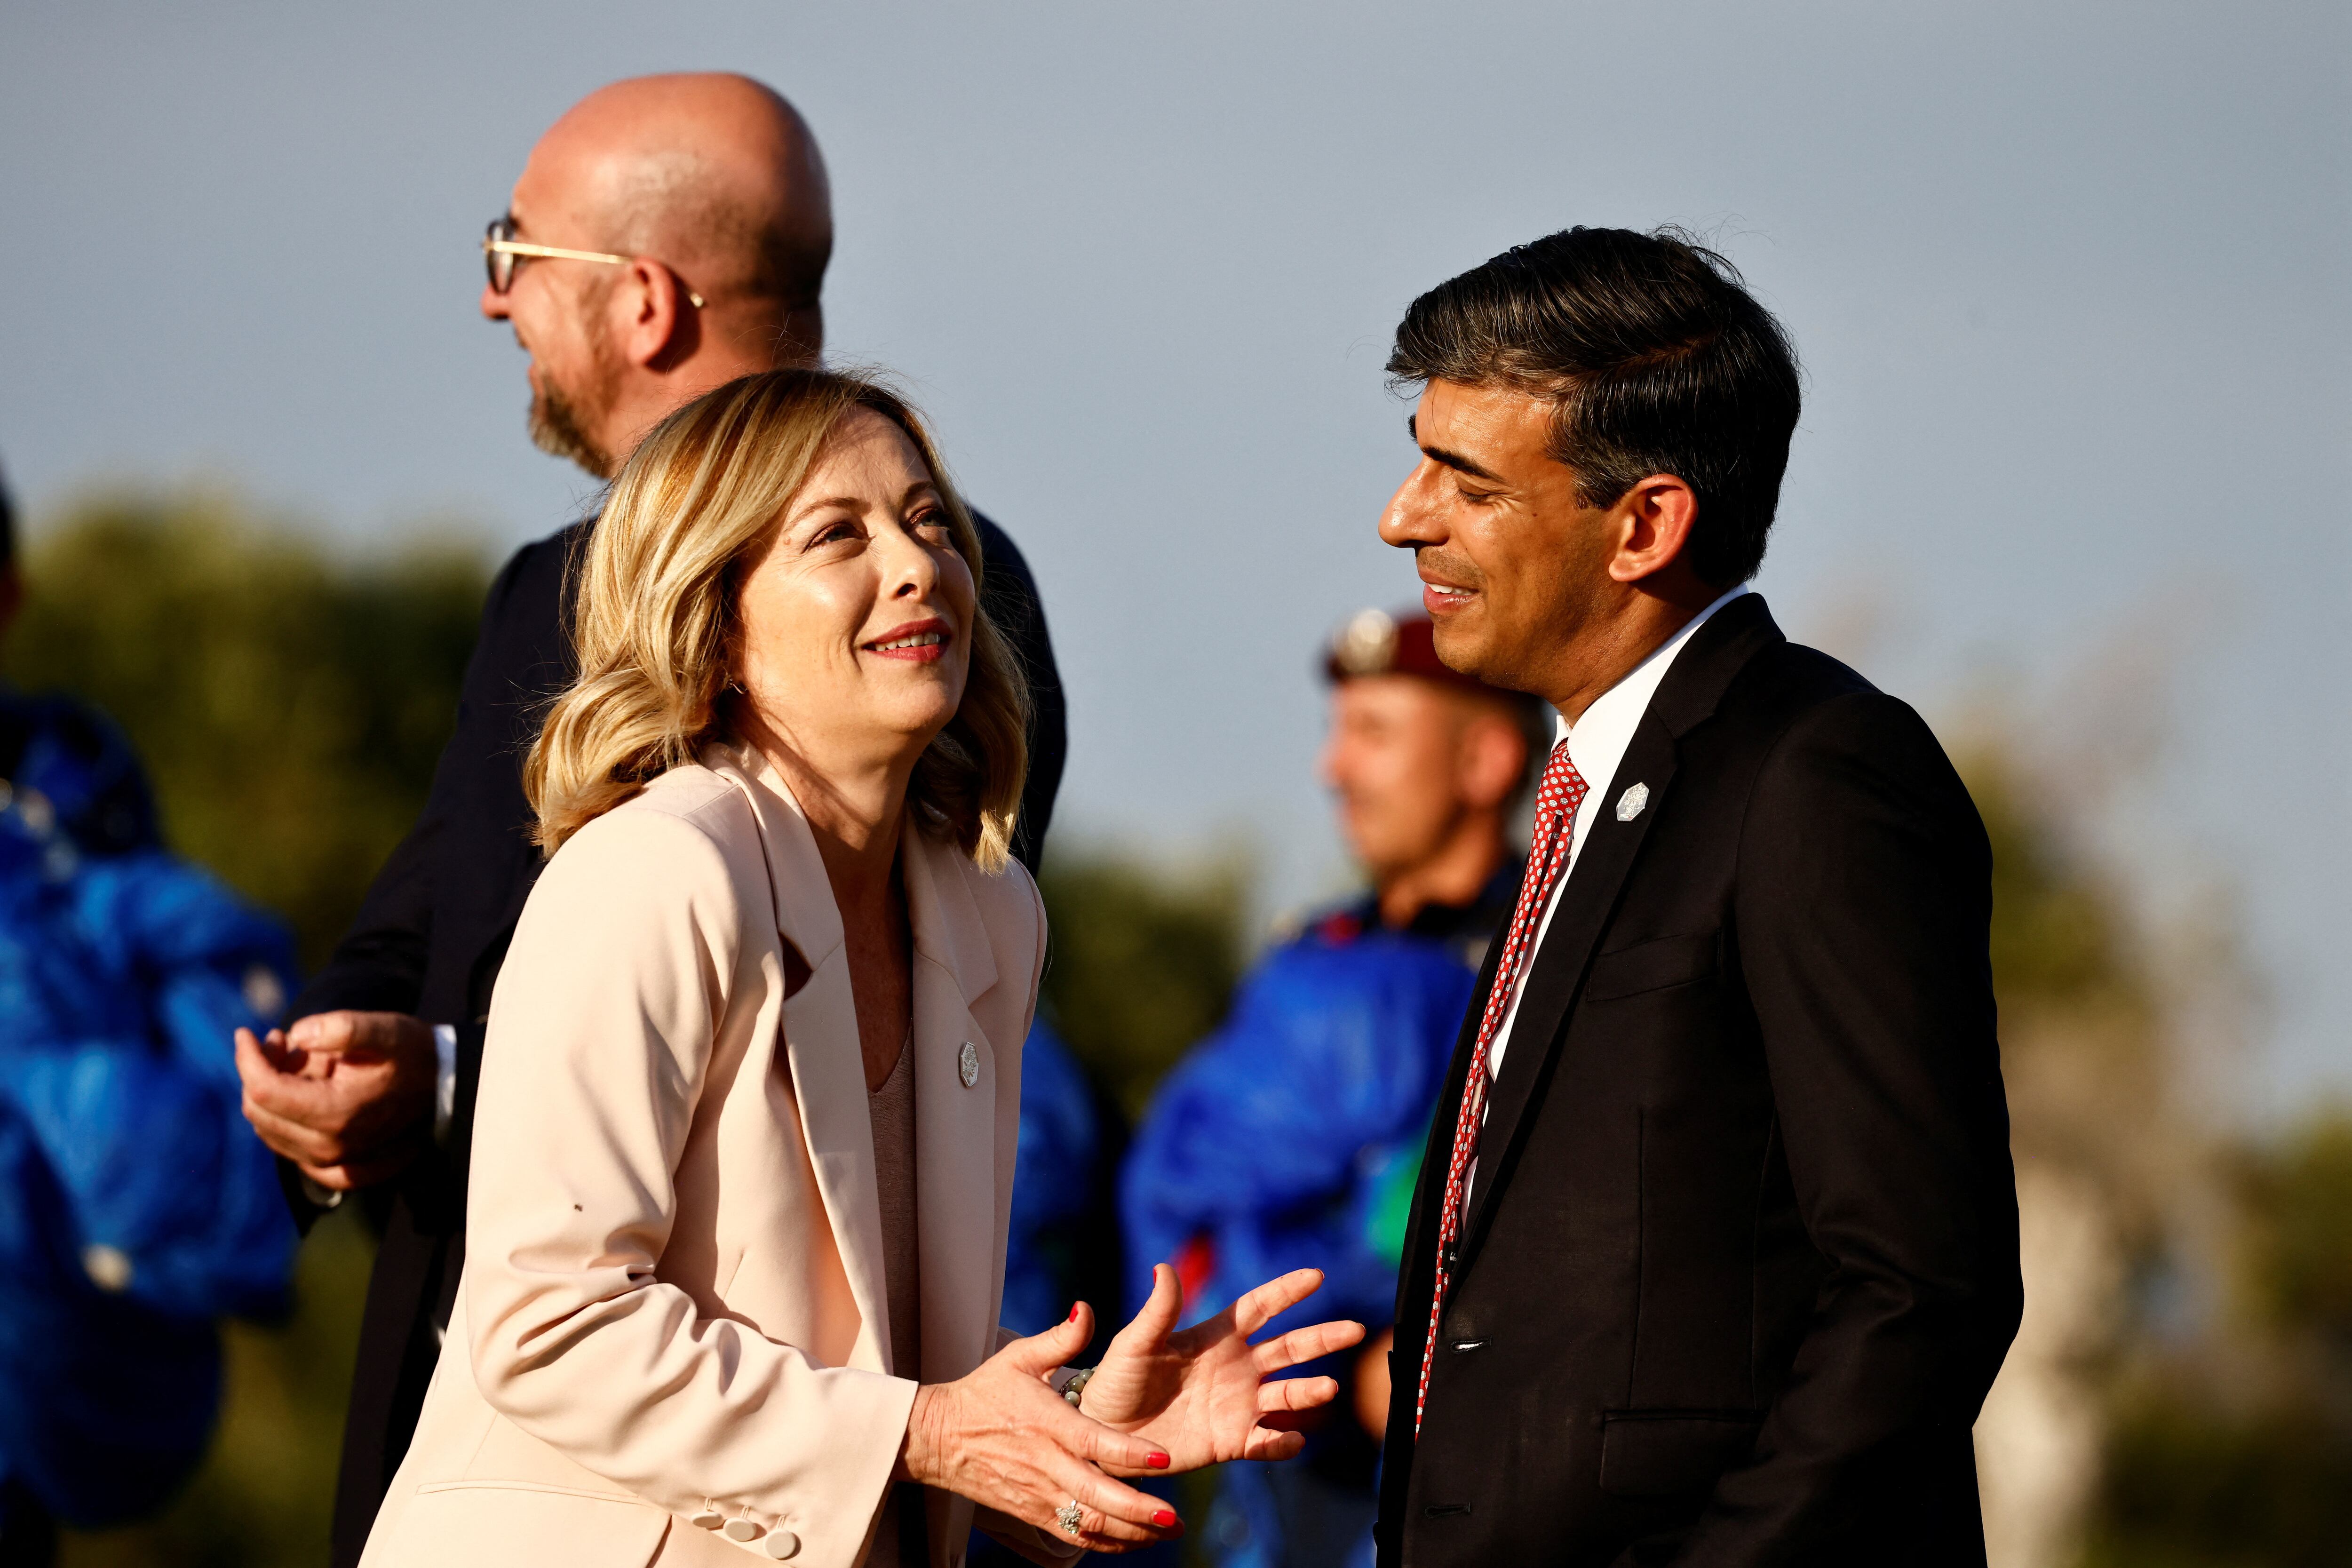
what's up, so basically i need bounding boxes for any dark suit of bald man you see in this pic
[287,513,1066,1568]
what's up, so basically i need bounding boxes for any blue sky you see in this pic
[2,0,2345,1111]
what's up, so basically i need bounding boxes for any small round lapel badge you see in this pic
[1616,782,1650,822]
[959,1041,980,1088]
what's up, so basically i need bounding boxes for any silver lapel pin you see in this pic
[1616,782,1650,822]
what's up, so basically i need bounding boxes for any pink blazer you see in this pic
[359,748,1061,1568]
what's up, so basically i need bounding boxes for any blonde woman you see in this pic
[358,369,1361,1568]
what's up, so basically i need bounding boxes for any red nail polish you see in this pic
[1067,1304,1080,1323]
[1146,1452,1170,1470]
[1152,1510,1177,1528]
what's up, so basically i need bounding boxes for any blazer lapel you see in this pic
[1457,595,1786,1260]
[902,833,1003,1389]
[1458,728,1677,1255]
[717,750,897,1375]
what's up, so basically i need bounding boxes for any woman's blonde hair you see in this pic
[524,368,1031,867]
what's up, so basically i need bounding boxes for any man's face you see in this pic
[1377,379,1614,697]
[1319,675,1489,884]
[481,149,627,477]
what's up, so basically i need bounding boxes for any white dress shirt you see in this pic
[1465,583,1747,1198]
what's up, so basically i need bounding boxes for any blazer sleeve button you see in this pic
[690,1502,725,1530]
[764,1529,801,1559]
[724,1517,762,1542]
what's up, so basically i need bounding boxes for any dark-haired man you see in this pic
[1372,229,2020,1566]
[1125,609,1543,1568]
[229,75,1069,1567]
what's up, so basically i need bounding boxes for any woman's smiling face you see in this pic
[732,406,977,772]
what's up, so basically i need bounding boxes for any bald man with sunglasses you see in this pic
[233,74,1068,1568]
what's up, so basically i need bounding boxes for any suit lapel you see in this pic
[1457,595,1786,1261]
[720,751,897,1374]
[1457,724,1679,1256]
[902,834,1003,1388]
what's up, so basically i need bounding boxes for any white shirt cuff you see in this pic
[433,1024,458,1142]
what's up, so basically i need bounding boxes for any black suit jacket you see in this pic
[1376,596,2020,1568]
[289,512,1065,1568]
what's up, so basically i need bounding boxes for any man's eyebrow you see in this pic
[1405,414,1503,483]
[1422,442,1502,484]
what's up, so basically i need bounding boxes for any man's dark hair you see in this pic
[1388,226,1802,586]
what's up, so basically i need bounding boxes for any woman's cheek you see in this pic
[798,571,869,667]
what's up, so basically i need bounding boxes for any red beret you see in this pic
[1322,607,1494,694]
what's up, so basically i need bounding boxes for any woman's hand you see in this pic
[898,1309,1182,1553]
[1075,1265,1366,1472]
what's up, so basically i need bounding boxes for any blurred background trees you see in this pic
[1960,742,2352,1568]
[1037,851,1248,1122]
[7,491,488,969]
[7,491,2349,1567]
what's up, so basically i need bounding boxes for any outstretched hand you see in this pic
[898,1308,1181,1553]
[1075,1265,1365,1472]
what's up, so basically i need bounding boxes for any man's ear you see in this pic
[616,259,700,371]
[1606,475,1699,584]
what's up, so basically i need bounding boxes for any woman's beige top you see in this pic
[870,1036,924,1391]
[866,1042,925,1568]
[356,748,1074,1568]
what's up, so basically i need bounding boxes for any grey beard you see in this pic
[528,381,615,479]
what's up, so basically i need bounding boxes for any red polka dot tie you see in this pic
[1414,740,1588,1437]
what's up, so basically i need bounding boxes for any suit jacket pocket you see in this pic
[1584,932,1718,1002]
[374,1483,670,1568]
[1597,1409,1762,1496]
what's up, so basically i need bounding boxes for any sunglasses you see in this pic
[482,217,705,308]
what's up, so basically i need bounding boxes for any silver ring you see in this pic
[1055,1500,1084,1538]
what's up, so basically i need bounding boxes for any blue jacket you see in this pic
[0,690,298,1525]
[1121,864,1520,1341]
[1001,1015,1117,1337]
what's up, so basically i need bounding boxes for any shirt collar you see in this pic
[1557,583,1750,788]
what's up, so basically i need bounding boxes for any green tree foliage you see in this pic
[1038,851,1248,1122]
[2242,1115,2352,1352]
[2090,1111,2352,1568]
[1974,751,2138,1015]
[1959,755,2352,1566]
[6,492,488,967]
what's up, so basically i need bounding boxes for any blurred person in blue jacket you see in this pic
[1122,609,1544,1568]
[965,1011,1122,1568]
[0,462,300,1564]
[1001,1012,1123,1338]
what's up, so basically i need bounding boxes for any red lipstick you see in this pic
[862,616,952,664]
